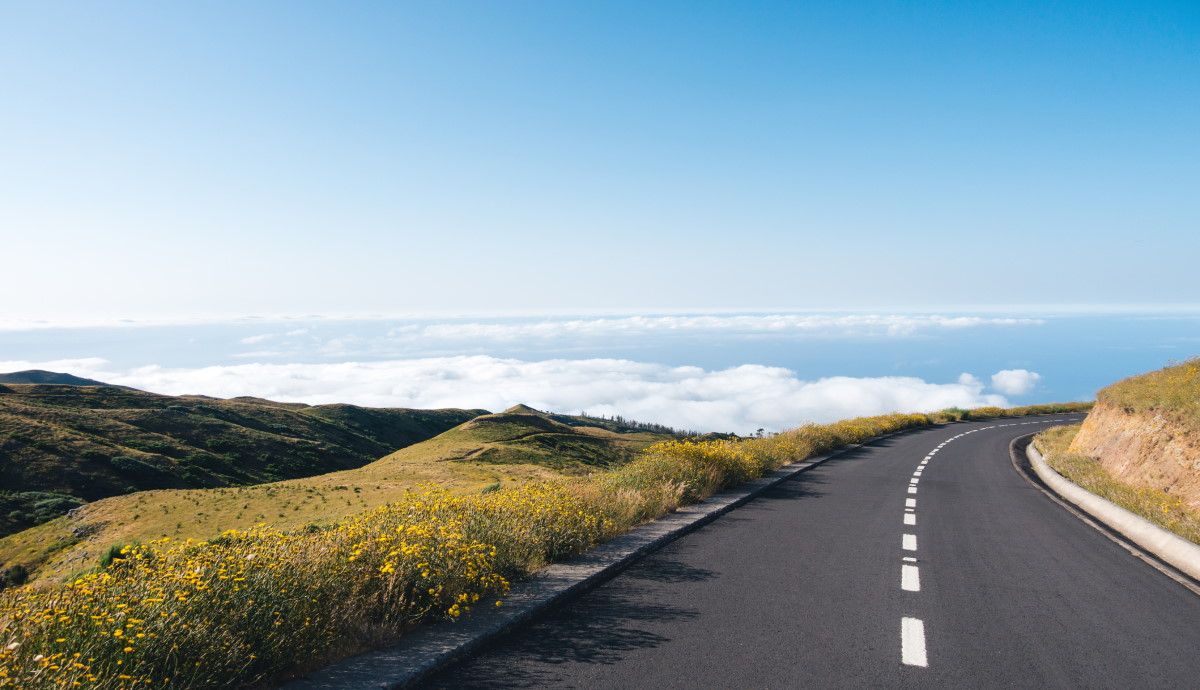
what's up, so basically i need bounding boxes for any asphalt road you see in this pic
[419,416,1200,688]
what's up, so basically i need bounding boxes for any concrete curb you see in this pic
[1026,443,1200,583]
[284,431,908,689]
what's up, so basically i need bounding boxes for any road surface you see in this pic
[420,416,1200,688]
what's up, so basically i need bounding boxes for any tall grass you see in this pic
[0,403,1087,688]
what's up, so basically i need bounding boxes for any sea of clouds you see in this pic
[0,312,1044,335]
[216,313,1046,361]
[1,356,1042,433]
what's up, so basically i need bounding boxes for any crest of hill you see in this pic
[393,404,668,470]
[0,370,113,386]
[0,383,485,537]
[1095,357,1200,432]
[0,405,677,585]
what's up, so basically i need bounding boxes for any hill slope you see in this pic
[0,370,112,386]
[0,384,484,536]
[0,405,673,585]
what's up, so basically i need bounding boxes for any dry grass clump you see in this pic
[1035,425,1200,545]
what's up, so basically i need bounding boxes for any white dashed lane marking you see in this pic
[894,415,1074,667]
[901,617,928,667]
[898,425,991,669]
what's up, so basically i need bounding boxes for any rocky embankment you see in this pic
[1070,401,1200,510]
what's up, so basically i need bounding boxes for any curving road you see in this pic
[419,416,1200,688]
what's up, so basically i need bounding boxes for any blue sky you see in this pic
[2,1,1197,321]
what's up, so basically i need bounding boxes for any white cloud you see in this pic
[230,350,288,359]
[990,369,1041,396]
[402,314,1044,341]
[239,333,275,344]
[1,356,1016,433]
[957,372,982,387]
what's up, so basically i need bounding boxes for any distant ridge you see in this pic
[0,369,113,386]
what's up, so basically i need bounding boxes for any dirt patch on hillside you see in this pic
[1070,401,1200,509]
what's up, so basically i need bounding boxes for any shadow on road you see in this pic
[420,552,715,689]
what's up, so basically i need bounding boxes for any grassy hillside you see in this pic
[1096,357,1200,431]
[0,405,672,585]
[0,369,111,386]
[0,383,484,536]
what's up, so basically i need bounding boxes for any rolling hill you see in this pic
[0,369,113,386]
[0,405,676,585]
[0,382,484,536]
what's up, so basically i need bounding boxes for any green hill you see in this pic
[0,405,675,585]
[0,370,112,386]
[0,383,484,536]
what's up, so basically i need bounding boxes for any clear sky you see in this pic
[2,1,1197,321]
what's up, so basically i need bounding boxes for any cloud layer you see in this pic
[1,356,1028,433]
[0,312,1046,334]
[224,313,1046,360]
[397,314,1044,341]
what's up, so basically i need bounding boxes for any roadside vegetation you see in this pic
[0,402,1087,688]
[1094,357,1200,431]
[1034,424,1200,544]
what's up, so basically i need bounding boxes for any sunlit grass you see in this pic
[1097,357,1200,432]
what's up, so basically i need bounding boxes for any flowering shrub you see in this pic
[0,485,609,688]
